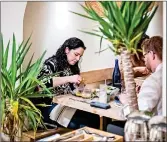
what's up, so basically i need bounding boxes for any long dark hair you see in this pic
[55,37,86,74]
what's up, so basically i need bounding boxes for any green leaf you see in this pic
[26,109,37,133]
[18,84,39,96]
[1,71,14,97]
[0,99,5,124]
[24,93,54,98]
[24,51,46,89]
[17,35,32,62]
[20,97,41,114]
[108,45,117,54]
[3,40,10,68]
[108,2,127,37]
[99,27,113,39]
[70,10,95,21]
[95,47,108,54]
[120,1,126,12]
[99,36,103,55]
[35,104,52,107]
[130,32,143,46]
[0,33,4,64]
[11,34,17,87]
[78,30,103,38]
[17,43,32,70]
[133,5,158,38]
[24,53,34,77]
[30,77,51,94]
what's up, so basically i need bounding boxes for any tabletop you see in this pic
[52,94,126,121]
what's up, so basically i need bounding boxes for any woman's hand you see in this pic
[52,75,82,87]
[68,75,82,84]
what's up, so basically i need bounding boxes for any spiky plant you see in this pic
[0,34,54,141]
[72,1,158,111]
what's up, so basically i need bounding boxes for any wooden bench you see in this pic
[81,68,113,84]
[81,68,146,87]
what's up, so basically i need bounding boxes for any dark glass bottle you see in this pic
[112,59,121,91]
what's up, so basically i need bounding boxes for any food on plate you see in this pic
[73,85,119,99]
[73,88,98,99]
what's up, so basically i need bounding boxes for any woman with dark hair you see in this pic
[36,37,99,129]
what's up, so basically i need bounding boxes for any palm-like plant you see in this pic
[72,2,158,111]
[0,34,54,141]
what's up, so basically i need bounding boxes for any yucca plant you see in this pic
[72,2,158,111]
[0,34,54,141]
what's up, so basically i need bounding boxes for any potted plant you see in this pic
[0,34,54,141]
[71,1,158,111]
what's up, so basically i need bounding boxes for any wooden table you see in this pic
[53,94,125,130]
[52,68,147,130]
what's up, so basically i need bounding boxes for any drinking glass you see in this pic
[82,88,91,98]
[124,111,151,141]
[149,116,167,141]
[99,88,107,103]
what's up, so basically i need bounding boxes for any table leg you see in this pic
[99,116,111,131]
[99,116,103,130]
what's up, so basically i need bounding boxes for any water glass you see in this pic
[82,88,91,98]
[99,88,107,103]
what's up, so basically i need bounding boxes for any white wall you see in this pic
[146,2,163,37]
[1,2,27,46]
[1,2,27,67]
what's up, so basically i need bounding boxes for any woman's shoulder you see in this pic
[44,55,58,72]
[44,55,57,65]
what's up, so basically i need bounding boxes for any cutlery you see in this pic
[78,129,115,140]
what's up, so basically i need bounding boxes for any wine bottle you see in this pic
[112,59,121,91]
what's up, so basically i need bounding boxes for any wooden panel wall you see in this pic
[81,68,113,84]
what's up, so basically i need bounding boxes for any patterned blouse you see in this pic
[37,56,76,104]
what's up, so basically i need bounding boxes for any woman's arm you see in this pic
[38,57,82,95]
[52,75,82,87]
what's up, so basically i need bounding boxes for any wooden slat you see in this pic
[65,134,84,141]
[85,127,123,141]
[56,126,123,142]
[80,135,93,141]
[81,67,147,85]
[81,68,113,84]
[22,128,72,141]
